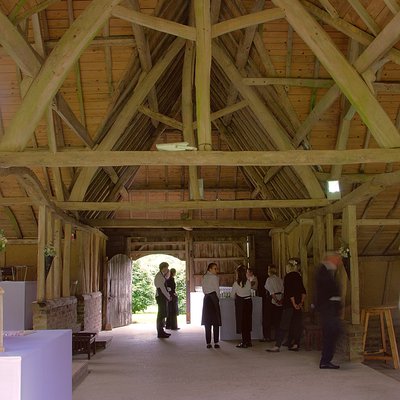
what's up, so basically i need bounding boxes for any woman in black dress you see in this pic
[166,268,179,330]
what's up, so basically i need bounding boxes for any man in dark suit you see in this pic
[315,252,343,369]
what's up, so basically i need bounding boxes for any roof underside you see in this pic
[0,0,400,256]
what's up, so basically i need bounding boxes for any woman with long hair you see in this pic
[231,265,253,348]
[201,262,221,349]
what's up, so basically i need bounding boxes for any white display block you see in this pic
[190,292,263,340]
[0,330,72,400]
[0,281,37,330]
[220,297,263,341]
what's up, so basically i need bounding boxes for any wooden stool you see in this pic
[361,306,399,369]
[303,323,322,351]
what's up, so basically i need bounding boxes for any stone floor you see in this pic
[72,323,400,400]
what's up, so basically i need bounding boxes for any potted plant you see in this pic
[0,229,7,253]
[338,241,351,279]
[44,245,56,279]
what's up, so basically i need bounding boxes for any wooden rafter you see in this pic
[272,0,400,149]
[0,0,121,152]
[69,37,185,201]
[212,41,324,198]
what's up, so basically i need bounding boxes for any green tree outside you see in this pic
[131,255,187,315]
[131,260,154,313]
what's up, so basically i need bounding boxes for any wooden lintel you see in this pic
[55,198,330,211]
[2,149,400,167]
[84,219,285,229]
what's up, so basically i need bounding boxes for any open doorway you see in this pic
[131,254,187,328]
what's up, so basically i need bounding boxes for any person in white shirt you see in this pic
[154,262,171,338]
[263,264,284,341]
[231,265,253,348]
[247,267,258,296]
[201,263,221,349]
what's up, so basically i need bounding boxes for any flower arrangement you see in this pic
[0,229,7,252]
[44,244,56,257]
[338,242,350,258]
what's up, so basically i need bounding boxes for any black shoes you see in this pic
[157,332,171,338]
[266,346,280,352]
[319,362,340,369]
[288,345,299,352]
[236,342,252,348]
[214,344,220,348]
[206,344,212,349]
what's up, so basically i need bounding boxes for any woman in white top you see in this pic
[201,263,221,349]
[231,265,253,348]
[263,264,284,341]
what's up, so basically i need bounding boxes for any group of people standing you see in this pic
[154,262,180,338]
[154,253,343,369]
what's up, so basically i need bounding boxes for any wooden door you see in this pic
[105,254,132,329]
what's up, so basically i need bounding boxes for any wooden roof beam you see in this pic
[212,42,324,199]
[85,219,285,229]
[211,7,285,37]
[127,0,159,127]
[111,5,196,40]
[273,0,400,148]
[68,37,185,201]
[3,149,400,167]
[0,0,120,152]
[194,0,212,151]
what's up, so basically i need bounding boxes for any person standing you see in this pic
[315,252,342,369]
[166,268,180,330]
[154,261,171,338]
[231,265,253,348]
[263,264,283,342]
[267,258,306,352]
[201,262,221,349]
[246,268,258,296]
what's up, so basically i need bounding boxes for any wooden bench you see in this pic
[72,332,96,360]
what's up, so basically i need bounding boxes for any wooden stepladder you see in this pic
[361,306,399,369]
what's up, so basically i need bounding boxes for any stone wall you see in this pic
[77,291,102,333]
[337,321,364,362]
[32,296,80,331]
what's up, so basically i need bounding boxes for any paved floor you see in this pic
[73,323,400,400]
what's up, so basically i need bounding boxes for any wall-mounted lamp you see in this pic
[326,180,341,200]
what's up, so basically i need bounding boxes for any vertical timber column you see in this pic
[37,205,47,301]
[299,220,309,310]
[0,287,4,352]
[194,0,212,151]
[325,213,334,250]
[313,215,325,265]
[62,222,72,297]
[185,230,194,323]
[46,209,55,300]
[343,205,360,324]
[53,217,62,298]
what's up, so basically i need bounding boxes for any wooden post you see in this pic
[185,230,193,323]
[53,217,62,298]
[343,205,360,324]
[325,213,334,250]
[194,0,212,151]
[37,205,46,302]
[62,223,72,297]
[0,286,4,352]
[46,209,55,300]
[299,221,309,310]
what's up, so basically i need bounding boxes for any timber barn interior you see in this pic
[1,0,400,397]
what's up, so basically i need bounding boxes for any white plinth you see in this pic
[220,297,263,341]
[0,281,37,330]
[0,330,72,400]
